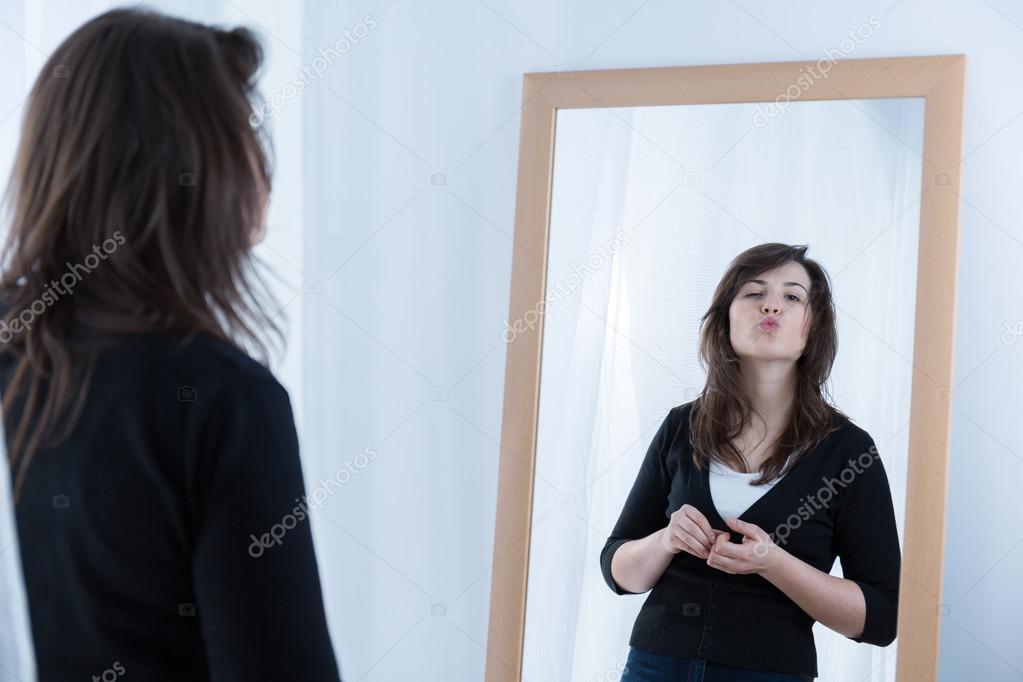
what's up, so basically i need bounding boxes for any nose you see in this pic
[761,300,780,316]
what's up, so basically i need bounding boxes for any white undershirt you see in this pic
[708,455,792,521]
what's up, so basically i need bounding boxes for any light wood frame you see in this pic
[486,55,965,682]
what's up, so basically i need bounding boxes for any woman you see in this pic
[601,243,901,681]
[0,8,341,681]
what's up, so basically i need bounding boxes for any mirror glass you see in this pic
[522,97,925,682]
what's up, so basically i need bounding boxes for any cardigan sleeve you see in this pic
[833,434,902,647]
[191,376,343,680]
[599,406,679,595]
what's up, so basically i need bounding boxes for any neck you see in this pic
[738,358,797,433]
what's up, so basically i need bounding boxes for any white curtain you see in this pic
[0,415,37,681]
[523,99,921,682]
[0,417,37,682]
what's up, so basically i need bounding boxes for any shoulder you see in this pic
[827,415,879,461]
[163,332,290,409]
[813,416,891,505]
[661,400,695,440]
[658,401,697,471]
[108,330,290,413]
[174,332,279,385]
[668,400,696,422]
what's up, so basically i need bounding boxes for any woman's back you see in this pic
[2,330,341,680]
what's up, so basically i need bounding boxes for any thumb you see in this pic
[725,516,757,537]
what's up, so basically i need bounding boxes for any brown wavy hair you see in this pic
[0,8,283,502]
[688,243,849,484]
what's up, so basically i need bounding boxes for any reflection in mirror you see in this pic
[522,98,924,682]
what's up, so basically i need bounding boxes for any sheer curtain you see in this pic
[523,99,921,682]
[0,416,36,681]
[523,107,642,682]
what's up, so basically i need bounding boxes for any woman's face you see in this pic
[728,261,812,363]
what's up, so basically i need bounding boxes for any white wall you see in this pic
[290,3,1021,680]
[2,2,1021,680]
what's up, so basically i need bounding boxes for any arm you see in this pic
[191,376,342,681]
[599,407,678,595]
[763,436,901,646]
[760,545,870,639]
[609,528,676,594]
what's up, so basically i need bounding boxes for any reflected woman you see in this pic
[0,9,341,681]
[601,243,900,682]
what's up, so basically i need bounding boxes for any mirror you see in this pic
[523,97,922,682]
[486,56,964,682]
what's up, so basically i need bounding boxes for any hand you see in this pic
[705,517,783,575]
[660,504,729,560]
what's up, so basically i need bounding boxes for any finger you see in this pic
[726,517,763,539]
[682,519,713,552]
[670,529,708,559]
[706,551,737,574]
[667,527,703,557]
[682,506,716,548]
[709,537,743,560]
[680,534,709,559]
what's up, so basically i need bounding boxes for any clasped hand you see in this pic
[660,504,780,575]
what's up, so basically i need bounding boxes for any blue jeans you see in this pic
[621,647,814,682]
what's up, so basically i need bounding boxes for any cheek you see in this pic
[796,311,811,340]
[731,299,752,319]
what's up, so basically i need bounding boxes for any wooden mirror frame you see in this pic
[486,55,965,682]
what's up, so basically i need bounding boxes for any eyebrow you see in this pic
[747,279,809,294]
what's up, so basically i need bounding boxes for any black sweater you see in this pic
[599,402,900,678]
[2,330,342,681]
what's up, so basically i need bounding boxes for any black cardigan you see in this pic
[3,330,342,681]
[599,402,901,677]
